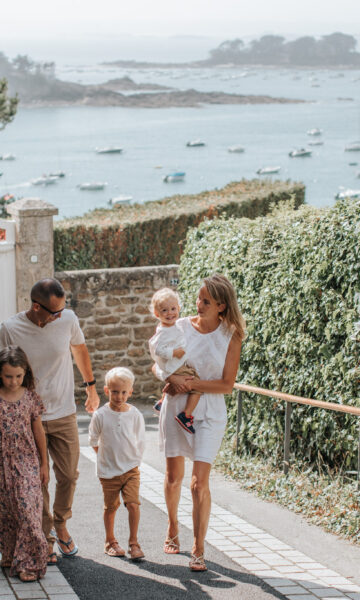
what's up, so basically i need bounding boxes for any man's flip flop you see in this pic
[55,535,78,557]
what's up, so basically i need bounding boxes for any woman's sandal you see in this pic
[128,543,145,560]
[104,540,126,557]
[189,554,207,572]
[47,552,58,565]
[19,571,38,582]
[164,535,180,554]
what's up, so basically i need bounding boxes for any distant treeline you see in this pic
[206,33,360,67]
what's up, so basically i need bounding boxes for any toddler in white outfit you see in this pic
[88,367,145,560]
[149,288,201,434]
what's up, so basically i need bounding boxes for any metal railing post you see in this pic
[283,401,292,475]
[236,389,243,454]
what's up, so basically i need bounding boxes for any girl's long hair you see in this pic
[0,346,35,390]
[203,273,246,341]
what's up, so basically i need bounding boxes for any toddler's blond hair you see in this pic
[150,287,181,318]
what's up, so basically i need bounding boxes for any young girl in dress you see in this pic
[0,346,48,582]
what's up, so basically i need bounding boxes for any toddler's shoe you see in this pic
[175,412,195,434]
[153,400,162,413]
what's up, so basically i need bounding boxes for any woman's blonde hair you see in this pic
[203,273,246,341]
[150,287,181,318]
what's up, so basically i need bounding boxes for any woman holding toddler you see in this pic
[152,273,245,572]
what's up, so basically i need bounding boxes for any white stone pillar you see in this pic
[7,198,58,311]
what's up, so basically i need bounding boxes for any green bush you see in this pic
[54,180,304,271]
[178,199,360,470]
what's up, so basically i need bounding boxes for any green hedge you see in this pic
[178,199,360,470]
[54,180,304,271]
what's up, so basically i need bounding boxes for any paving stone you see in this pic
[42,586,79,594]
[310,589,348,597]
[277,566,307,574]
[256,554,293,566]
[47,595,79,600]
[285,596,319,600]
[224,550,252,558]
[274,586,310,595]
[263,578,297,587]
[12,591,47,599]
[346,595,360,600]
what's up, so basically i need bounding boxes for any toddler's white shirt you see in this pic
[88,403,145,478]
[149,322,187,377]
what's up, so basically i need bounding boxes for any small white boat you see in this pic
[109,195,133,206]
[186,140,205,147]
[308,140,324,146]
[307,128,322,136]
[31,176,58,186]
[78,182,107,191]
[345,142,360,152]
[289,148,312,158]
[0,153,16,161]
[256,166,281,175]
[335,189,360,200]
[228,145,245,153]
[49,171,65,178]
[163,172,185,183]
[96,147,123,154]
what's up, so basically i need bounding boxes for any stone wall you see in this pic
[56,265,179,402]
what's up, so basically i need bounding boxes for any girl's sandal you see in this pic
[189,554,207,572]
[104,540,126,557]
[164,535,180,554]
[19,571,38,582]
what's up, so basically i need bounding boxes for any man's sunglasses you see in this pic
[31,299,67,316]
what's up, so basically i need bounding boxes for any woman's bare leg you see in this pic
[191,461,212,557]
[164,456,184,553]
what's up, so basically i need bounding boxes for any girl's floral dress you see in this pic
[0,389,47,578]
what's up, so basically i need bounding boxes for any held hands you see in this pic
[85,386,100,413]
[173,347,185,359]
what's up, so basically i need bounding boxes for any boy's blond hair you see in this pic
[150,287,181,318]
[105,367,135,386]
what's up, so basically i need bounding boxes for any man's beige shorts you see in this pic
[100,467,140,510]
[174,363,200,395]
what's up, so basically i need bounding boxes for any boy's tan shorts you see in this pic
[100,466,140,510]
[173,363,200,396]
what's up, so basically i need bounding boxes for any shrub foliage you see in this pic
[54,180,304,271]
[178,199,360,470]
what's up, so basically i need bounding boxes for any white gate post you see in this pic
[7,198,58,312]
[0,218,16,321]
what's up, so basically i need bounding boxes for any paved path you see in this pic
[2,407,360,600]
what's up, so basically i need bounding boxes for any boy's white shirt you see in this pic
[148,322,187,377]
[88,403,145,478]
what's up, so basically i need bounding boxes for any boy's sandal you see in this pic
[55,534,78,557]
[164,536,180,554]
[104,540,126,557]
[189,554,207,572]
[128,543,145,560]
[19,571,38,582]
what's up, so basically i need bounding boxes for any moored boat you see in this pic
[96,147,123,154]
[186,140,205,147]
[307,128,322,136]
[78,182,107,190]
[345,142,360,152]
[335,188,360,199]
[163,172,185,183]
[256,166,281,175]
[228,145,245,153]
[31,176,58,186]
[289,148,312,158]
[0,153,16,161]
[109,195,133,206]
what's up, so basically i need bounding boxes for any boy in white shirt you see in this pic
[149,288,201,435]
[89,367,145,560]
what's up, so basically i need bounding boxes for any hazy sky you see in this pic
[2,0,360,38]
[1,0,360,63]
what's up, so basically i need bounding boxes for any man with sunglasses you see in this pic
[0,278,100,564]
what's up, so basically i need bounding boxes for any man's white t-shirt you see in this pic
[88,403,145,478]
[0,310,85,421]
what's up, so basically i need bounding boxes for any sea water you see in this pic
[0,65,359,219]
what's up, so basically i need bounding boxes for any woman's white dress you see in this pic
[159,316,233,464]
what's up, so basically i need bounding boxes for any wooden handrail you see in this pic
[234,383,360,417]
